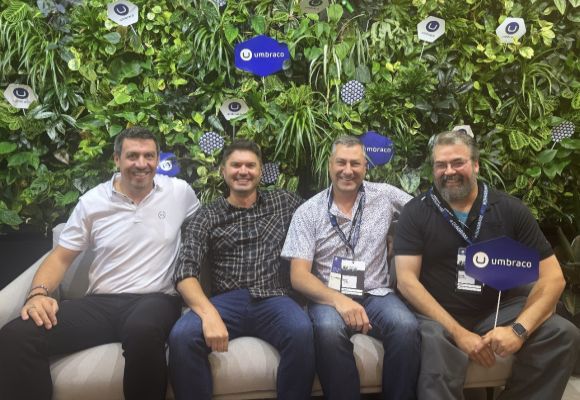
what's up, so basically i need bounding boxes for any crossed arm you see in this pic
[395,254,565,366]
[290,258,372,334]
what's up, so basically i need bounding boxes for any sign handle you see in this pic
[493,290,502,329]
[419,42,426,61]
[232,122,236,139]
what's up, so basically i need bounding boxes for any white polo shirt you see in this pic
[59,174,199,295]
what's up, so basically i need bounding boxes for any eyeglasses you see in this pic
[433,159,469,172]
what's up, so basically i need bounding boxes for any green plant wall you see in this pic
[1,0,579,233]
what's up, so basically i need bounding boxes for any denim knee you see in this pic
[168,312,206,354]
[309,305,349,346]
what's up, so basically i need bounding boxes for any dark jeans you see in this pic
[168,288,315,400]
[309,293,420,400]
[0,293,182,400]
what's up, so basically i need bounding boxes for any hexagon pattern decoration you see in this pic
[360,131,394,168]
[417,16,445,43]
[551,121,575,143]
[262,162,280,184]
[299,0,329,14]
[234,35,290,77]
[4,84,37,109]
[496,18,526,44]
[453,124,474,138]
[156,152,180,177]
[107,0,138,27]
[465,236,539,291]
[199,131,225,155]
[340,80,365,105]
[220,98,249,121]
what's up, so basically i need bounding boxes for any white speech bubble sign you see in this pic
[300,0,329,14]
[417,16,445,43]
[220,98,249,121]
[496,18,526,43]
[4,84,37,109]
[107,0,139,27]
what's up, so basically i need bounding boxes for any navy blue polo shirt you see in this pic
[394,182,553,326]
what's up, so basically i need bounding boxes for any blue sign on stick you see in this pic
[234,35,290,77]
[360,131,394,168]
[156,152,180,177]
[465,236,539,291]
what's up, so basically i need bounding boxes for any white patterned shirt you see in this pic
[281,181,411,295]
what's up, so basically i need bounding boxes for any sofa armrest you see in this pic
[0,252,49,329]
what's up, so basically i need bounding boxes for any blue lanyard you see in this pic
[327,187,365,256]
[429,183,488,245]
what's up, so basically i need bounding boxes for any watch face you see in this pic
[513,323,527,336]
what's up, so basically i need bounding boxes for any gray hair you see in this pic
[330,135,366,158]
[431,130,479,162]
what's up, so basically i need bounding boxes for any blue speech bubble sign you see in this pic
[156,152,180,177]
[465,236,539,291]
[360,131,394,168]
[234,35,290,77]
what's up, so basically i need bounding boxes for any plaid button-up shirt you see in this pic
[174,190,302,298]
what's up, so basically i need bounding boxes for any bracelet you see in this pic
[30,284,49,296]
[25,292,47,304]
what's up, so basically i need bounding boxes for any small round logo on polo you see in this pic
[13,88,29,99]
[309,0,322,5]
[473,252,489,268]
[158,211,167,220]
[228,101,241,112]
[505,21,519,34]
[159,159,173,172]
[426,21,440,32]
[240,49,252,61]
[114,3,129,15]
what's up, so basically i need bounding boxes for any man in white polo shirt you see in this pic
[0,127,199,400]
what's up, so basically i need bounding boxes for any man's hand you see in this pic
[454,329,496,367]
[333,295,372,334]
[21,296,59,329]
[201,311,229,353]
[481,326,524,358]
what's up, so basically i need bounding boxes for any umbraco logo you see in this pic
[426,21,440,32]
[228,101,241,112]
[159,159,173,172]
[472,251,489,268]
[505,21,519,34]
[309,0,322,5]
[13,88,29,99]
[240,48,252,61]
[114,3,129,15]
[158,211,166,220]
[360,131,394,168]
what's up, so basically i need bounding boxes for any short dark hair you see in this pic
[221,139,262,166]
[330,135,366,158]
[431,130,479,162]
[113,127,160,157]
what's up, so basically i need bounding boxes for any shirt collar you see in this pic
[327,181,366,219]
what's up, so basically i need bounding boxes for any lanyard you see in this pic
[429,183,488,245]
[327,187,365,256]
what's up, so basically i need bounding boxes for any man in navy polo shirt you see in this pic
[394,130,579,399]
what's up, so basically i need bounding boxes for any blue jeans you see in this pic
[309,293,420,400]
[168,289,315,400]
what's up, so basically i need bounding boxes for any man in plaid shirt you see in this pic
[168,139,315,400]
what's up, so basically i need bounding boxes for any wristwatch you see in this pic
[511,322,528,340]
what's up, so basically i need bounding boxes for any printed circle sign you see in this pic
[262,162,280,184]
[360,131,394,168]
[496,18,526,43]
[107,0,138,26]
[220,98,249,121]
[340,80,365,105]
[156,152,180,177]
[551,121,575,143]
[234,35,290,77]
[417,16,445,43]
[3,84,37,109]
[199,131,225,154]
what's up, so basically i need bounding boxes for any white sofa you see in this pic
[0,224,514,400]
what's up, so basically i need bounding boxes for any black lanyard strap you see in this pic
[327,187,365,256]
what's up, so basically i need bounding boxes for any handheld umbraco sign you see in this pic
[234,35,290,77]
[299,0,328,14]
[199,131,225,155]
[4,84,37,109]
[220,98,249,121]
[465,236,539,327]
[496,17,526,44]
[156,152,180,177]
[360,131,394,168]
[262,162,280,185]
[453,124,474,138]
[340,80,365,105]
[417,16,445,43]
[107,0,138,26]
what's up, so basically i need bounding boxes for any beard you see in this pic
[435,173,477,204]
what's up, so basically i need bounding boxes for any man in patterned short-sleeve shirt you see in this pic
[168,139,315,400]
[281,135,420,400]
